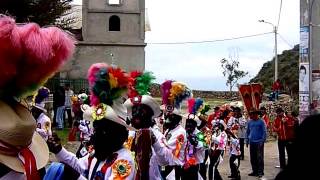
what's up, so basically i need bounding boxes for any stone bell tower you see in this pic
[62,0,146,79]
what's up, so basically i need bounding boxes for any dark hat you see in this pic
[276,107,284,114]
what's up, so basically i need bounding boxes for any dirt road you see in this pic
[52,141,280,180]
[218,141,280,180]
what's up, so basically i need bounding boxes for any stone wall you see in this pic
[150,84,240,99]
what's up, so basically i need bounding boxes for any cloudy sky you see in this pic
[73,0,299,91]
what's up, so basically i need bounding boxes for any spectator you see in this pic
[246,108,267,178]
[273,107,295,169]
[259,107,270,128]
[55,86,65,130]
[272,79,281,100]
[275,114,320,180]
[64,83,74,128]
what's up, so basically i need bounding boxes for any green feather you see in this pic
[135,72,155,95]
[200,104,211,115]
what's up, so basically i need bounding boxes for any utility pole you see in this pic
[308,0,315,114]
[259,20,278,81]
[274,26,278,81]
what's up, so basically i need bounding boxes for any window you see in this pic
[109,15,120,31]
[108,0,121,5]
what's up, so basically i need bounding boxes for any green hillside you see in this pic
[250,45,299,99]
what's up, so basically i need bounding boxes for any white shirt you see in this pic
[185,129,206,164]
[153,125,187,166]
[211,131,227,151]
[65,89,74,107]
[227,116,247,138]
[56,147,135,180]
[230,137,241,156]
[78,120,92,141]
[36,113,52,141]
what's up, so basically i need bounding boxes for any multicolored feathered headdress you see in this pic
[186,98,204,126]
[0,15,75,98]
[125,71,160,119]
[33,87,50,112]
[127,71,155,98]
[85,63,134,130]
[160,80,192,114]
[187,98,204,115]
[88,63,128,107]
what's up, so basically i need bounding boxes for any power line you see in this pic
[278,33,295,48]
[147,32,273,45]
[277,0,283,29]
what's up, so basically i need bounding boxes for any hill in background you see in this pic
[250,45,299,99]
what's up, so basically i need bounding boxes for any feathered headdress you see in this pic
[187,98,204,115]
[0,15,75,98]
[124,71,160,118]
[161,80,192,109]
[85,63,135,130]
[88,63,129,107]
[128,71,155,98]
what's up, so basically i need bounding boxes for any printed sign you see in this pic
[299,63,309,93]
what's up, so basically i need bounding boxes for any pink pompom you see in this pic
[0,15,76,97]
[161,80,172,105]
[0,16,22,88]
[87,63,109,87]
[187,98,195,114]
[90,92,100,107]
[18,23,52,62]
[14,24,75,95]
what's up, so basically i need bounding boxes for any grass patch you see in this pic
[54,128,70,145]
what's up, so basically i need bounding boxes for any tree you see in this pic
[0,0,73,28]
[250,45,299,99]
[221,55,248,98]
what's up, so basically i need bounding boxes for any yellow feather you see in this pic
[109,73,118,89]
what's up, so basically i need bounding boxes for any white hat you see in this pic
[160,104,182,116]
[183,113,202,126]
[83,103,136,131]
[124,95,161,119]
[34,102,47,113]
[112,97,128,121]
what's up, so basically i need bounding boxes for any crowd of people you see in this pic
[33,81,300,180]
[0,15,316,180]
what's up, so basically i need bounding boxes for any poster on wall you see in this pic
[299,63,309,93]
[300,26,309,56]
[312,71,320,113]
[299,62,310,121]
[299,93,309,112]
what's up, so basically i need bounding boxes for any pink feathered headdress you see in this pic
[0,15,75,97]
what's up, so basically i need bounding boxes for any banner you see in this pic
[238,83,262,111]
[239,84,253,111]
[251,83,263,109]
